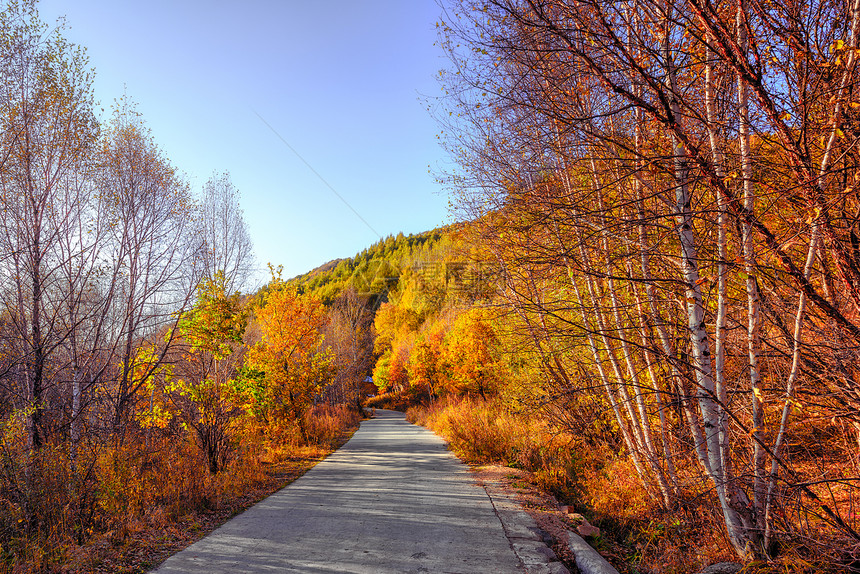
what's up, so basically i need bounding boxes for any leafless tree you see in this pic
[94,100,198,436]
[0,2,98,452]
[197,171,255,294]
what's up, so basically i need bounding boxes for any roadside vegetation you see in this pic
[0,2,368,571]
[411,0,860,571]
[355,219,858,571]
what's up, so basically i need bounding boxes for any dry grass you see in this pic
[63,444,342,574]
[303,403,362,448]
[407,397,579,501]
[0,404,363,573]
[407,397,859,574]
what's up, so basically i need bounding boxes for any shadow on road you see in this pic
[152,409,523,574]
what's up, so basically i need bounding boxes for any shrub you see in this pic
[408,397,579,499]
[303,404,362,448]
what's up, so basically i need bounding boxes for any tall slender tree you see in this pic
[0,0,98,452]
[197,171,254,293]
[95,99,198,435]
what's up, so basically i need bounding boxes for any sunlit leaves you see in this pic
[245,278,332,434]
[178,272,247,360]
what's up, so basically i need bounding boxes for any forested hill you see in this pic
[288,227,456,306]
[286,223,500,400]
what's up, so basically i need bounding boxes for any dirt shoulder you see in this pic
[471,464,629,574]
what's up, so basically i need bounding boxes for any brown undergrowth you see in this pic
[406,397,858,574]
[365,391,426,412]
[0,404,363,573]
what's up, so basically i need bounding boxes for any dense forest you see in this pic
[420,0,860,571]
[295,217,860,571]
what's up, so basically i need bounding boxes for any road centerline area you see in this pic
[151,409,525,574]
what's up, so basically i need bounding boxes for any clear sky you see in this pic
[36,0,452,286]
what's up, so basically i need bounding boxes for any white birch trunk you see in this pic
[735,0,766,533]
[763,223,819,548]
[629,260,680,495]
[569,265,653,488]
[663,9,757,556]
[703,38,734,493]
[593,150,673,506]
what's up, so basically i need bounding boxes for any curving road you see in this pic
[151,409,526,573]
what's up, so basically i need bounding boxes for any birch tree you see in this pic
[95,101,198,435]
[437,0,860,558]
[0,1,98,452]
[197,171,254,293]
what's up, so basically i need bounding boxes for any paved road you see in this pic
[152,409,525,573]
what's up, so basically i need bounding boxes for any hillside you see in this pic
[288,227,457,306]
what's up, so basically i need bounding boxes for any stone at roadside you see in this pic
[576,519,601,538]
[697,562,743,574]
[559,506,586,521]
[566,532,620,574]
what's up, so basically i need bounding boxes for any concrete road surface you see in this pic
[151,409,526,573]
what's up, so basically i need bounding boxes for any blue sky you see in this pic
[37,1,452,286]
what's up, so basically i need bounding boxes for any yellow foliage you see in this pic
[245,280,333,438]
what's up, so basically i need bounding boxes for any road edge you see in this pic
[481,478,621,574]
[482,480,570,574]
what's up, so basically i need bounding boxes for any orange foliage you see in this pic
[408,321,447,397]
[245,281,333,440]
[373,302,420,355]
[386,341,411,393]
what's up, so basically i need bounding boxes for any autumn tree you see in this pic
[386,341,411,394]
[246,276,332,441]
[95,99,198,435]
[373,302,419,356]
[0,0,98,452]
[439,309,502,398]
[408,326,445,399]
[325,286,374,406]
[168,272,247,473]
